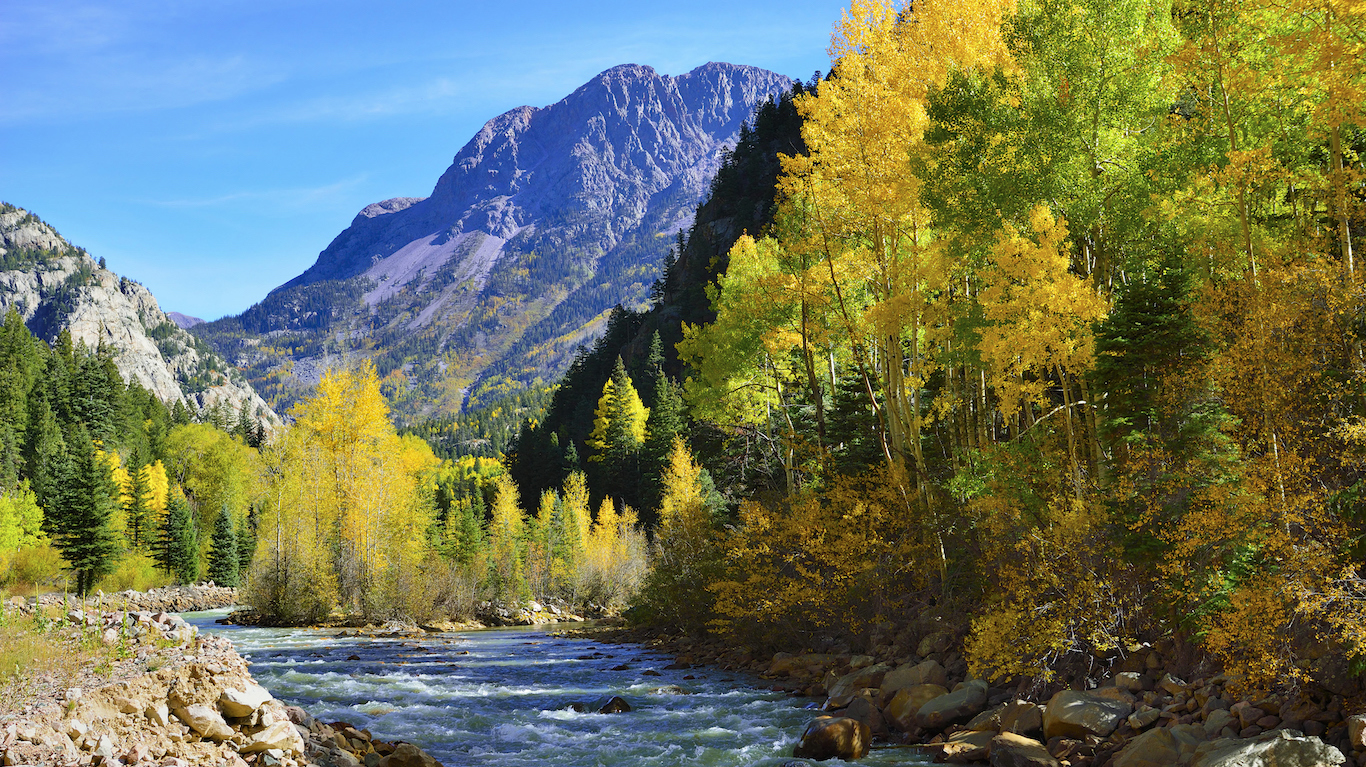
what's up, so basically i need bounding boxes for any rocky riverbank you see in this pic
[566,625,1366,767]
[0,604,445,767]
[30,584,239,614]
[223,596,607,630]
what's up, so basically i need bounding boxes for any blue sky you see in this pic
[0,0,843,320]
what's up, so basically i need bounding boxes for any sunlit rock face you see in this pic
[0,204,279,425]
[197,62,793,418]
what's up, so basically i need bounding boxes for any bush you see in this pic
[96,552,172,594]
[2,544,68,592]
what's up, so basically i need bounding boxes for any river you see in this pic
[185,609,927,766]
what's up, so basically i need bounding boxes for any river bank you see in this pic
[561,623,1366,766]
[28,583,240,614]
[0,600,445,767]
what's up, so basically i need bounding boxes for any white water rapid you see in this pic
[185,610,929,766]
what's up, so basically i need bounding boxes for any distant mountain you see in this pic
[168,311,204,329]
[194,62,793,420]
[0,203,279,426]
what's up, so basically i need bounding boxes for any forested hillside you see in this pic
[512,0,1366,697]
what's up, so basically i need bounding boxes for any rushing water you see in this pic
[185,610,928,766]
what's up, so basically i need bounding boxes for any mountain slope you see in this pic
[0,203,279,426]
[195,62,793,420]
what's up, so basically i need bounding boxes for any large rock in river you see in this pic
[792,716,871,761]
[1043,690,1131,739]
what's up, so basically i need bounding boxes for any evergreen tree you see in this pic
[156,495,198,583]
[237,504,258,576]
[586,358,648,508]
[642,375,686,522]
[47,425,121,595]
[207,506,239,587]
[124,460,151,549]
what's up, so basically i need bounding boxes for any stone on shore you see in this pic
[175,703,234,741]
[990,732,1061,767]
[239,720,305,755]
[377,742,443,767]
[1188,729,1345,767]
[1042,689,1132,739]
[881,659,948,695]
[916,679,988,731]
[885,684,948,731]
[219,681,273,717]
[1114,723,1204,767]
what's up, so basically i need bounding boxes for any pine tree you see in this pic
[587,358,648,508]
[47,425,121,595]
[207,506,239,587]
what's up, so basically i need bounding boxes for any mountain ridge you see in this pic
[196,61,793,419]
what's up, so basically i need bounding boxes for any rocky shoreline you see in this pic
[30,584,240,615]
[565,625,1366,767]
[0,602,446,767]
[222,596,609,631]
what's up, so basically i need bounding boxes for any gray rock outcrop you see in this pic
[0,204,279,426]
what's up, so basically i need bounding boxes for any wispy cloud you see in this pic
[141,175,369,211]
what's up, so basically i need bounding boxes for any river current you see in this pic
[185,609,927,766]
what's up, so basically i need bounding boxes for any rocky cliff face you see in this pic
[196,62,793,418]
[0,204,279,425]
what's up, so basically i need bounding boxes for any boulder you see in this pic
[770,653,836,677]
[240,721,305,755]
[144,702,170,727]
[843,695,886,735]
[827,663,892,701]
[918,630,954,657]
[1128,706,1160,730]
[990,732,1060,767]
[917,679,988,731]
[597,696,631,714]
[1347,714,1364,750]
[1204,708,1237,738]
[174,704,233,741]
[377,743,441,767]
[1189,729,1345,767]
[942,729,994,763]
[1159,673,1188,695]
[219,682,273,717]
[1115,724,1204,767]
[884,684,948,731]
[792,716,871,761]
[999,700,1044,736]
[1042,690,1131,739]
[882,659,948,695]
[1115,672,1145,692]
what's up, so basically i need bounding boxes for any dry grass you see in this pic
[0,605,113,717]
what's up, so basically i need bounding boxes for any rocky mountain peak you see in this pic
[198,62,794,418]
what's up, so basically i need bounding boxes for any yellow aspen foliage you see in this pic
[248,430,340,624]
[977,206,1107,422]
[581,497,647,609]
[486,473,528,600]
[247,362,437,620]
[585,372,648,459]
[709,466,931,645]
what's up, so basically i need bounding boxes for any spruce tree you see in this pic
[207,507,239,587]
[47,425,121,595]
[124,462,151,550]
[642,375,686,521]
[237,504,257,576]
[157,495,198,583]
